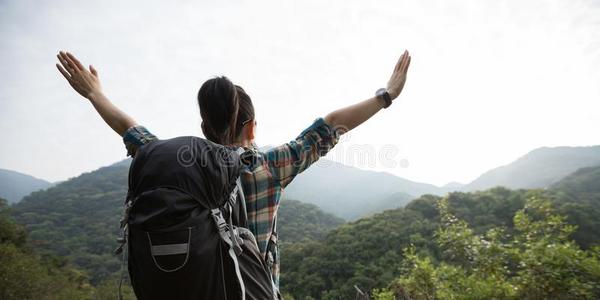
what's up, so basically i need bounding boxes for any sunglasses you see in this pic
[241,119,256,126]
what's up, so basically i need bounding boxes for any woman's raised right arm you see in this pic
[324,50,411,132]
[56,51,137,136]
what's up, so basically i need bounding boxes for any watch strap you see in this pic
[376,88,392,108]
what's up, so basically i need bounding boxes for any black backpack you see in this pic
[114,136,276,300]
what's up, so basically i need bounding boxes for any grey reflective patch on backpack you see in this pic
[147,228,191,272]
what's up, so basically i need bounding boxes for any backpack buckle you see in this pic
[212,208,244,256]
[120,199,134,229]
[229,184,239,205]
[114,243,124,255]
[211,209,227,230]
[114,228,127,255]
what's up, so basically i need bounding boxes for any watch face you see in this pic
[376,88,391,108]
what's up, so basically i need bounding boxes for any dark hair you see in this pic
[197,76,255,145]
[234,85,255,137]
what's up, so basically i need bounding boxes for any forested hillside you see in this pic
[278,199,345,243]
[551,165,600,197]
[0,197,95,299]
[281,188,529,298]
[12,163,129,284]
[280,173,600,299]
[550,165,600,249]
[376,195,600,300]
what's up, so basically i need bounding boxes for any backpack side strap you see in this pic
[115,196,137,300]
[211,181,247,300]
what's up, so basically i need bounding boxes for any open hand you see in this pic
[387,50,411,100]
[56,51,102,100]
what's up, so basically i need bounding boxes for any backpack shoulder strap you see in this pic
[235,177,248,228]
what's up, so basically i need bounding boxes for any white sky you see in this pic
[1,0,599,186]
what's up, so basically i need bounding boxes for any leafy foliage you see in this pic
[389,195,600,299]
[280,189,529,299]
[281,195,441,299]
[0,197,95,299]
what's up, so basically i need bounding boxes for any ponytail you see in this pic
[197,76,244,145]
[227,87,240,145]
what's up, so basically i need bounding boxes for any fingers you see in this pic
[62,52,80,73]
[56,63,71,81]
[397,50,411,74]
[66,52,85,71]
[394,51,407,72]
[60,52,79,74]
[89,65,98,77]
[398,53,406,73]
[394,55,402,72]
[394,50,410,73]
[403,54,411,73]
[57,53,75,76]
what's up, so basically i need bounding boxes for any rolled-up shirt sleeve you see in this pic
[122,126,158,157]
[264,118,341,188]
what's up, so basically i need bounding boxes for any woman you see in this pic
[55,50,411,292]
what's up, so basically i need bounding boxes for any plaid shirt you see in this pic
[122,118,340,287]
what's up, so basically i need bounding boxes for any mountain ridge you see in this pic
[0,168,53,203]
[284,159,446,219]
[462,145,600,191]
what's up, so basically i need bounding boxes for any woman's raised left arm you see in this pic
[56,51,137,136]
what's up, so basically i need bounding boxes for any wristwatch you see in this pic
[376,88,392,108]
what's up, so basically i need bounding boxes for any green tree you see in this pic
[387,194,600,299]
[0,198,94,299]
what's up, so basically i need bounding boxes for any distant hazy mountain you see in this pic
[442,181,466,191]
[463,146,600,191]
[284,159,445,220]
[0,168,53,203]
